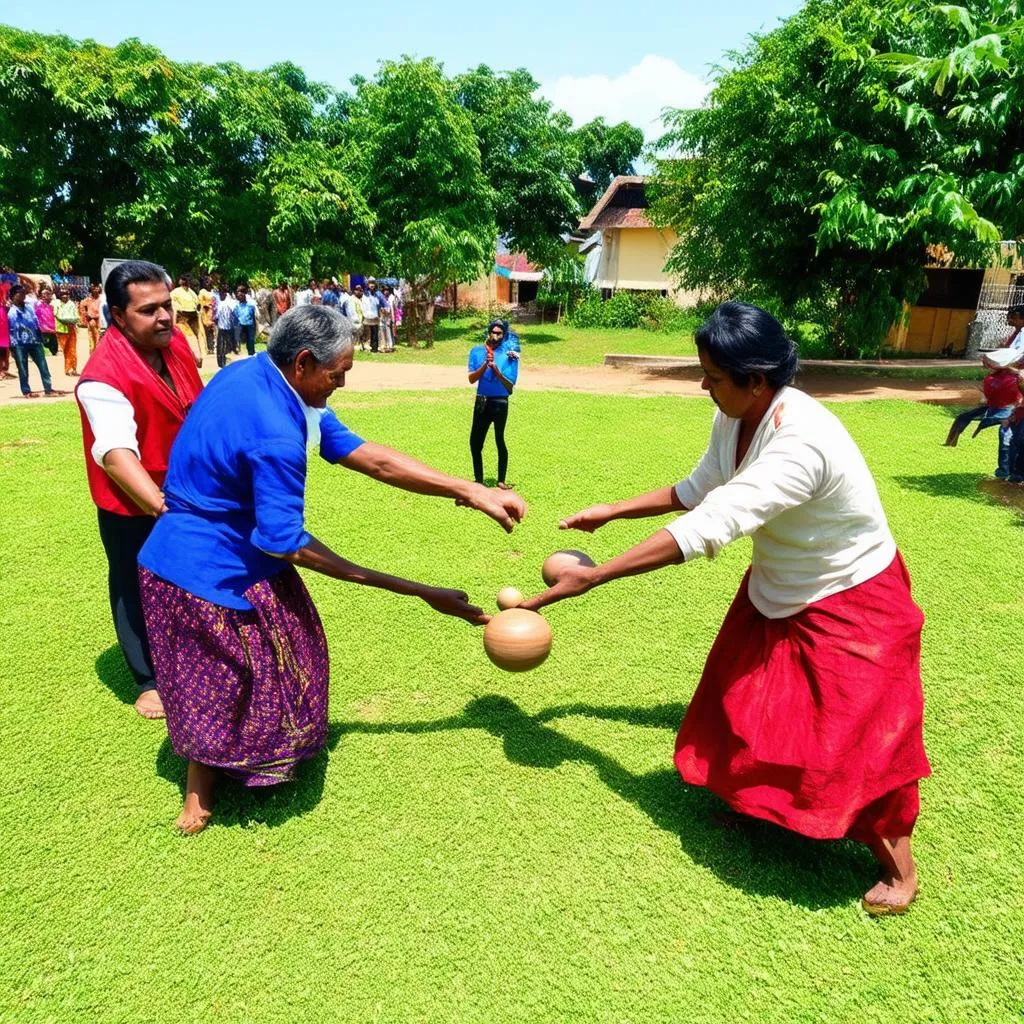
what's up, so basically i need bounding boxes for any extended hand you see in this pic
[457,484,527,532]
[559,503,614,533]
[518,565,596,612]
[420,586,489,624]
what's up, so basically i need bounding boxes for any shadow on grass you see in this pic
[896,472,1024,519]
[155,725,344,830]
[95,645,140,706]
[333,695,872,910]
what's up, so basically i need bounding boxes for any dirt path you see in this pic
[0,347,981,408]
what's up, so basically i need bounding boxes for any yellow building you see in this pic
[578,176,699,306]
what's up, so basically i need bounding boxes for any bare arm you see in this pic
[102,448,167,517]
[559,486,686,533]
[519,529,684,612]
[468,363,488,383]
[339,441,526,531]
[282,536,487,623]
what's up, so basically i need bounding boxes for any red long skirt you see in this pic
[675,553,930,842]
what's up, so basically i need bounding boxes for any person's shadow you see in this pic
[94,645,140,706]
[329,695,872,910]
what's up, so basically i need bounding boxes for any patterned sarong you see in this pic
[140,566,329,786]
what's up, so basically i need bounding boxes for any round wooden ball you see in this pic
[483,609,552,672]
[496,586,524,610]
[541,549,596,587]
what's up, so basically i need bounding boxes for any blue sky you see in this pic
[24,1,803,138]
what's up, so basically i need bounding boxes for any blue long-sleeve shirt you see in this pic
[140,353,364,609]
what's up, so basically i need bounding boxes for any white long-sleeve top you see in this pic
[665,386,896,618]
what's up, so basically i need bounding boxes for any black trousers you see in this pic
[96,508,157,692]
[470,395,510,484]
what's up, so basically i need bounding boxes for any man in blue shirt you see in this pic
[7,285,57,396]
[233,284,258,356]
[467,320,519,487]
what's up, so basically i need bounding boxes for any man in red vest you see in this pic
[76,261,204,719]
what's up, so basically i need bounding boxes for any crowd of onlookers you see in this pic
[167,274,404,368]
[0,267,408,395]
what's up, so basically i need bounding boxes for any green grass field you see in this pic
[358,316,698,366]
[1,390,1021,1023]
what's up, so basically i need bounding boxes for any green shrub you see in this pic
[566,290,703,333]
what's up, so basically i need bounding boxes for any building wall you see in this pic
[456,273,498,308]
[595,227,701,306]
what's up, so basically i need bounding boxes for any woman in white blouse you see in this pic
[522,301,930,916]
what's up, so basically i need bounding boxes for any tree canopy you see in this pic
[650,0,1024,355]
[0,26,649,288]
[572,117,645,193]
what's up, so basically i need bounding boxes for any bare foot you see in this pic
[23,392,40,399]
[134,689,166,719]
[175,761,217,834]
[497,481,512,490]
[862,836,917,915]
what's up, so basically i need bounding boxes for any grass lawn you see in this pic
[1,390,1021,1023]
[359,316,697,366]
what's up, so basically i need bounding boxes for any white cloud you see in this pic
[541,55,711,145]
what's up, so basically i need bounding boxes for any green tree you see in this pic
[649,0,1024,356]
[347,58,496,344]
[0,27,371,281]
[454,65,581,265]
[573,117,645,193]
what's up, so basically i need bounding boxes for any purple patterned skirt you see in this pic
[139,566,329,786]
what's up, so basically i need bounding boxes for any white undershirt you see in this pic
[77,381,140,466]
[78,360,325,468]
[665,387,896,618]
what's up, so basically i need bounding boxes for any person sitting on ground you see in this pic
[944,348,1022,477]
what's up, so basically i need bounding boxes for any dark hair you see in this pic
[695,301,799,389]
[106,260,170,311]
[1008,305,1024,318]
[8,284,25,299]
[487,319,506,338]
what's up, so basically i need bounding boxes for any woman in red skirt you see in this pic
[522,301,930,915]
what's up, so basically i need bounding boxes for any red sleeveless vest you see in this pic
[76,326,203,516]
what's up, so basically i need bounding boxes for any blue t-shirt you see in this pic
[233,300,256,327]
[140,353,364,610]
[468,344,519,398]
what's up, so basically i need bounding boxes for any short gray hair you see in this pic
[267,305,355,368]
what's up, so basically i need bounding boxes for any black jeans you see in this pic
[238,322,256,356]
[470,395,510,484]
[96,508,157,692]
[216,328,235,368]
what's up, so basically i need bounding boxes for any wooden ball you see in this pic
[483,609,552,672]
[496,586,524,610]
[541,549,596,587]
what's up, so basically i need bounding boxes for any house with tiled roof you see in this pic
[455,247,544,311]
[578,175,698,305]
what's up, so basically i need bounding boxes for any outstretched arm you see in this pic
[282,536,487,624]
[558,486,685,533]
[519,529,684,612]
[339,441,526,532]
